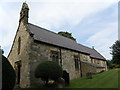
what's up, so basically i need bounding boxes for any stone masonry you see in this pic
[7,2,107,88]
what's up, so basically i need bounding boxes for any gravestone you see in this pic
[86,72,93,79]
[62,70,70,86]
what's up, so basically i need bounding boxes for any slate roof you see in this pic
[27,23,106,60]
[78,44,106,60]
[82,61,105,68]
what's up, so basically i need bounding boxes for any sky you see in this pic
[0,0,119,60]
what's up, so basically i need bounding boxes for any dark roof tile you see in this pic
[27,23,105,60]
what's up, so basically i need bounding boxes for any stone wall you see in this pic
[7,22,32,88]
[92,58,107,71]
[80,54,91,63]
[81,62,96,76]
[96,68,105,72]
[29,42,53,86]
[61,48,81,80]
[29,41,87,86]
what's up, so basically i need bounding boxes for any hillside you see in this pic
[66,68,120,88]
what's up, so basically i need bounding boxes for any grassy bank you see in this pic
[66,68,120,88]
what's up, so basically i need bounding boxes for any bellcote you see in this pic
[19,2,29,24]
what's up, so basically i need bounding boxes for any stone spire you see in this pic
[19,2,29,24]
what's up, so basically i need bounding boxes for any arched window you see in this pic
[18,37,21,54]
[51,51,59,64]
[14,61,21,85]
[52,55,55,62]
[74,55,79,69]
[56,56,59,63]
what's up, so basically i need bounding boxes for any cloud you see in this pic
[0,1,118,57]
[0,4,19,48]
[86,22,118,60]
[29,1,118,29]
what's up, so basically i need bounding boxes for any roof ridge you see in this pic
[28,23,76,43]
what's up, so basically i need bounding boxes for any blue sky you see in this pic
[0,0,119,60]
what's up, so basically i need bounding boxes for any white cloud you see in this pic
[0,1,118,57]
[0,5,19,48]
[86,22,118,60]
[28,1,118,30]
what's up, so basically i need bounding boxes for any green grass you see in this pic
[66,68,120,88]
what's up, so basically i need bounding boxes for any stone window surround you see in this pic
[74,55,79,70]
[50,50,59,64]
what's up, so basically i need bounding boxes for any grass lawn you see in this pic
[14,68,120,89]
[66,68,120,88]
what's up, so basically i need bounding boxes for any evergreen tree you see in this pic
[110,40,120,65]
[2,55,16,89]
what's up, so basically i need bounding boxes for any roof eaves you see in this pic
[91,56,106,61]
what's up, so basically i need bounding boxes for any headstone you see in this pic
[62,70,70,86]
[86,72,93,79]
[56,77,65,88]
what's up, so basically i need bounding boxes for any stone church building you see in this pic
[8,3,107,88]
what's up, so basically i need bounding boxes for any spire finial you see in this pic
[19,2,29,24]
[23,2,29,9]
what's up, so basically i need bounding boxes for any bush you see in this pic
[2,55,16,90]
[35,61,63,85]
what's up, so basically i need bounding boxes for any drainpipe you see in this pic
[59,48,62,67]
[79,54,83,77]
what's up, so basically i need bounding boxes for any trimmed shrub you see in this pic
[35,61,63,85]
[2,55,16,90]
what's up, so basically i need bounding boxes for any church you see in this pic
[8,2,107,88]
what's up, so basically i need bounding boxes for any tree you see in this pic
[35,61,63,85]
[110,40,120,65]
[2,55,16,90]
[106,60,113,69]
[58,31,76,41]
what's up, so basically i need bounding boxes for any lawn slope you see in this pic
[67,68,120,88]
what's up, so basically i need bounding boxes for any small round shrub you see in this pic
[35,61,63,84]
[2,55,16,90]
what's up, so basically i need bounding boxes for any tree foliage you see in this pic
[58,31,76,41]
[2,55,16,90]
[35,61,63,85]
[106,60,114,69]
[110,40,120,65]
